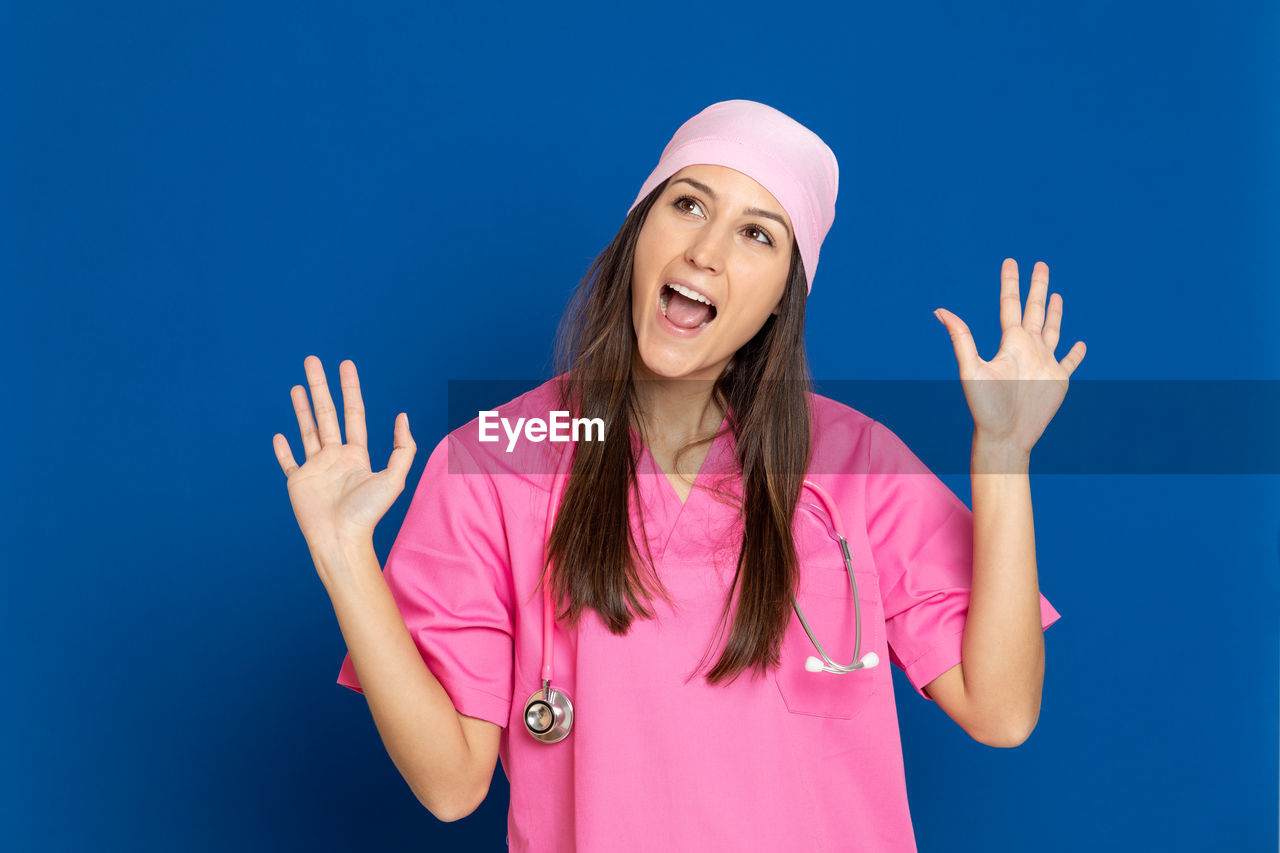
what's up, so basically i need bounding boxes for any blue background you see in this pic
[4,1,1277,851]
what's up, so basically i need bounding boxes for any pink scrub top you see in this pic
[337,376,1061,852]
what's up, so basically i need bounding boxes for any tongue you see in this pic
[666,289,713,329]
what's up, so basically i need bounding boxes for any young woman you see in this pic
[274,100,1084,852]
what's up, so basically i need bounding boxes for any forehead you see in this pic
[668,164,776,202]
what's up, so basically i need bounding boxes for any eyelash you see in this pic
[672,195,775,247]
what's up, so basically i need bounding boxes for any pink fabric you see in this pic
[336,377,1061,852]
[627,99,839,294]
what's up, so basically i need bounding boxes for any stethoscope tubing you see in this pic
[794,480,872,673]
[539,466,566,689]
[529,466,876,742]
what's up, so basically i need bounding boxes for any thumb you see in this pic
[934,308,981,373]
[385,412,417,487]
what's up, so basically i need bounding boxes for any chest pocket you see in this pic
[773,526,885,720]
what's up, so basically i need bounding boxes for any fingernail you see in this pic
[933,309,944,323]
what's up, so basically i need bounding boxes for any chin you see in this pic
[634,347,687,378]
[636,354,690,380]
[632,311,728,381]
[636,348,724,383]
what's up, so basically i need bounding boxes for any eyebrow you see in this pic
[671,177,792,242]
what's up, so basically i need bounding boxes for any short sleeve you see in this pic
[864,420,1061,703]
[336,433,515,728]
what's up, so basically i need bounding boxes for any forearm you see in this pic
[962,435,1045,744]
[316,537,482,820]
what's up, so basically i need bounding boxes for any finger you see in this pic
[934,308,983,373]
[384,412,417,487]
[304,355,343,447]
[1060,341,1087,377]
[999,257,1022,332]
[340,360,368,449]
[1043,292,1063,354]
[273,433,301,478]
[291,383,322,459]
[1023,261,1049,335]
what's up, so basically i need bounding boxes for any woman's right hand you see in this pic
[272,356,417,554]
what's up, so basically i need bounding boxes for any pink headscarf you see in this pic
[628,99,839,294]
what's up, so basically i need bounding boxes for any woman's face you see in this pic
[631,164,796,383]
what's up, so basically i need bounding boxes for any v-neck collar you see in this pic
[629,409,738,560]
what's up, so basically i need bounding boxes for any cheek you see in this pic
[724,279,787,340]
[715,302,768,351]
[633,217,663,263]
[630,264,651,325]
[745,268,789,317]
[630,249,654,301]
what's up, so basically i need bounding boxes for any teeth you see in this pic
[666,283,714,307]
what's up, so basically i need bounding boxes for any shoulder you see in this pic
[807,391,876,475]
[439,375,571,492]
[808,391,876,438]
[806,392,935,481]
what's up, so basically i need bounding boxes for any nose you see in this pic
[685,224,730,274]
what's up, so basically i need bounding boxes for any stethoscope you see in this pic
[523,472,880,743]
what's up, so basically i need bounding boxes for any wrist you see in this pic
[971,432,1030,475]
[309,533,378,582]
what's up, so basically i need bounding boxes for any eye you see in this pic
[747,222,773,245]
[675,194,773,244]
[673,195,704,217]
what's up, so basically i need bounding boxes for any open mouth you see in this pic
[659,282,718,330]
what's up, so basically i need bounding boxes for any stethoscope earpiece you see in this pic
[806,651,879,673]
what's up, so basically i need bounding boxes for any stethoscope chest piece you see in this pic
[524,681,574,744]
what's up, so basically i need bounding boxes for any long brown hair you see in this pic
[545,176,814,686]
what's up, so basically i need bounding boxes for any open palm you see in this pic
[272,356,416,549]
[934,259,1086,457]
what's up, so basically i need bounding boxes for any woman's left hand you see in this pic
[933,258,1086,458]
